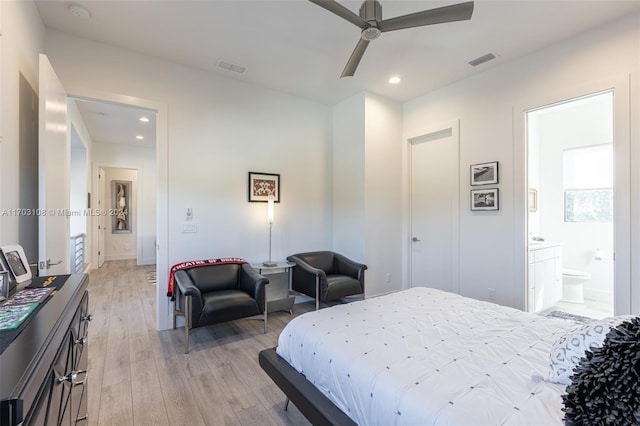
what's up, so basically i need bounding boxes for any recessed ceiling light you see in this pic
[389,76,401,84]
[136,135,144,140]
[139,117,149,123]
[69,4,91,19]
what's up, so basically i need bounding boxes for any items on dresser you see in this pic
[0,287,55,331]
[0,274,90,425]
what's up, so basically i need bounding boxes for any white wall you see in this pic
[0,1,44,245]
[363,94,403,296]
[332,93,403,297]
[92,142,156,265]
[403,13,639,312]
[332,94,365,261]
[70,139,87,235]
[68,99,93,267]
[44,31,333,329]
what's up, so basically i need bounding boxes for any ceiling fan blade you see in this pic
[379,1,474,33]
[308,0,368,28]
[341,38,370,78]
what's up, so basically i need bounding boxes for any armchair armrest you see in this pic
[239,264,270,310]
[174,271,202,306]
[174,271,204,324]
[334,252,367,282]
[287,255,327,280]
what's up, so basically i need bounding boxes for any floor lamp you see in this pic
[263,195,277,267]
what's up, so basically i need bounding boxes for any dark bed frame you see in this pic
[259,348,357,426]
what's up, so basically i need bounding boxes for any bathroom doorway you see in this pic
[526,91,614,319]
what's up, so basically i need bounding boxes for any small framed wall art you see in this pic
[471,188,499,211]
[470,161,498,186]
[112,180,131,233]
[248,172,280,202]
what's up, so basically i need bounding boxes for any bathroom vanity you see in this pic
[528,242,562,313]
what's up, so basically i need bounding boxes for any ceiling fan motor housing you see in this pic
[359,0,382,40]
[359,0,382,22]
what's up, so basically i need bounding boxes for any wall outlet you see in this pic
[385,273,391,283]
[488,287,496,301]
[182,222,197,233]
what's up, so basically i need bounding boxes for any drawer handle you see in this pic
[57,370,87,385]
[57,371,78,384]
[81,314,93,322]
[76,414,89,422]
[74,336,87,346]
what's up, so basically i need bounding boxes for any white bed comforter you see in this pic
[277,287,575,425]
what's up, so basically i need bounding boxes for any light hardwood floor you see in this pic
[87,260,311,426]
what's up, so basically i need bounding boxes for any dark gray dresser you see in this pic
[0,274,90,425]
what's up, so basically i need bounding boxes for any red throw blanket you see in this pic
[166,258,247,300]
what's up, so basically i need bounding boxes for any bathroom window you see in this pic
[563,144,613,223]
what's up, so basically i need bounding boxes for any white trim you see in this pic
[514,74,632,315]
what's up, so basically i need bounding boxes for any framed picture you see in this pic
[248,172,280,202]
[470,161,498,185]
[0,244,32,283]
[112,180,132,233]
[528,188,538,212]
[471,188,499,211]
[0,269,8,299]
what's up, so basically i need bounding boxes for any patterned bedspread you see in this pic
[277,287,574,425]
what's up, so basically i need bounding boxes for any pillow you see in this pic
[562,317,640,425]
[547,315,635,386]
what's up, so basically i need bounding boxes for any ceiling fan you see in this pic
[309,0,475,77]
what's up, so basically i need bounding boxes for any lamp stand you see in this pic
[263,222,277,267]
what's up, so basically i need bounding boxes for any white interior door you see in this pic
[410,123,459,292]
[38,54,70,276]
[97,167,106,267]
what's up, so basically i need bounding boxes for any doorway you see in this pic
[70,98,158,268]
[526,91,614,318]
[409,122,459,292]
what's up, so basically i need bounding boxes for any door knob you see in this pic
[412,237,421,242]
[46,259,62,269]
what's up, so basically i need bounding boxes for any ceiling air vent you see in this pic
[217,60,246,75]
[468,53,496,67]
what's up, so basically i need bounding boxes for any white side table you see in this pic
[250,261,296,314]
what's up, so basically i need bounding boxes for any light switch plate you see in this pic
[182,222,197,233]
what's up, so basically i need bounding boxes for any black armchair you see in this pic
[173,263,269,353]
[287,251,367,310]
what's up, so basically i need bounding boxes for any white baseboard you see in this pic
[105,253,136,261]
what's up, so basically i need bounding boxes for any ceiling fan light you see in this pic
[361,27,381,41]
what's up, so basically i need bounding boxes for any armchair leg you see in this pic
[264,310,268,334]
[315,276,320,311]
[184,295,191,354]
[284,398,290,411]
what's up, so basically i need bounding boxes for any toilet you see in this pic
[562,269,591,303]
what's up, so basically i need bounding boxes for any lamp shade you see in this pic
[267,195,274,224]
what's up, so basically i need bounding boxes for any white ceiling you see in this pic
[36,0,640,145]
[73,99,157,148]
